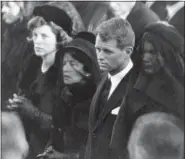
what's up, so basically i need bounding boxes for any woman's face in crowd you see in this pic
[142,41,162,74]
[32,24,57,57]
[2,2,22,24]
[63,53,85,85]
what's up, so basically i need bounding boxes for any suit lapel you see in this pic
[92,74,131,132]
[100,77,128,118]
[89,75,107,131]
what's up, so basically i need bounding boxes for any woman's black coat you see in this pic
[17,52,60,158]
[51,40,100,158]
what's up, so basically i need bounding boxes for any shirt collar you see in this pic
[108,59,133,83]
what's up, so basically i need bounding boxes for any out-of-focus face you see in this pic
[2,2,22,24]
[63,53,85,85]
[95,34,128,75]
[32,25,57,57]
[142,40,162,74]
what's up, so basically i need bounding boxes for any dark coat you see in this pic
[17,52,60,158]
[86,71,134,159]
[1,20,33,103]
[52,85,96,158]
[110,70,184,159]
[51,38,101,158]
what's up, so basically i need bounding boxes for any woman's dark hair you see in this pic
[141,32,184,84]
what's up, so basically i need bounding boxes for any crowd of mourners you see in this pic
[1,1,184,159]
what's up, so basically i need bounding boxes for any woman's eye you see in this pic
[70,61,77,66]
[32,33,37,38]
[63,61,66,66]
[96,48,101,53]
[41,34,48,39]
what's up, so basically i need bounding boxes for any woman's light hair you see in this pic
[27,16,72,47]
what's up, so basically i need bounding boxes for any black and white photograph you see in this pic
[1,1,184,159]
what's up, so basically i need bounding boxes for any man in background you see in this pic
[128,112,184,159]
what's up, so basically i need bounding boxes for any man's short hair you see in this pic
[128,112,184,159]
[2,112,29,159]
[95,17,135,50]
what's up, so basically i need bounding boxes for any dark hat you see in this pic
[62,32,100,85]
[144,21,184,54]
[33,5,72,35]
[63,32,96,61]
[74,32,96,45]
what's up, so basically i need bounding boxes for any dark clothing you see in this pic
[110,70,184,159]
[18,52,60,159]
[51,38,100,158]
[52,84,96,158]
[1,20,33,103]
[86,72,134,159]
[110,22,184,158]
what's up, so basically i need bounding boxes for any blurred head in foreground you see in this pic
[2,112,29,159]
[128,112,184,159]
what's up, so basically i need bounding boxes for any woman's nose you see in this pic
[143,52,152,62]
[63,62,73,72]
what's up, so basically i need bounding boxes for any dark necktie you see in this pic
[98,78,112,118]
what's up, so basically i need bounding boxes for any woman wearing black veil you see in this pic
[110,22,184,158]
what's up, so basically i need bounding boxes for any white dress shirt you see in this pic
[107,60,133,99]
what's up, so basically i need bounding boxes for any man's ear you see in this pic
[124,46,133,56]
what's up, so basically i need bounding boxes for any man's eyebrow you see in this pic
[104,48,113,52]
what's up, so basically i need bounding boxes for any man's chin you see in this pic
[100,67,109,73]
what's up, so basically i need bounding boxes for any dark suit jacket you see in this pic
[86,72,134,159]
[17,53,60,159]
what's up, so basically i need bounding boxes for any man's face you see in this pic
[95,34,128,74]
[142,41,162,74]
[2,2,22,24]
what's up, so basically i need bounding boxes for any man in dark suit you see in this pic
[85,17,135,159]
